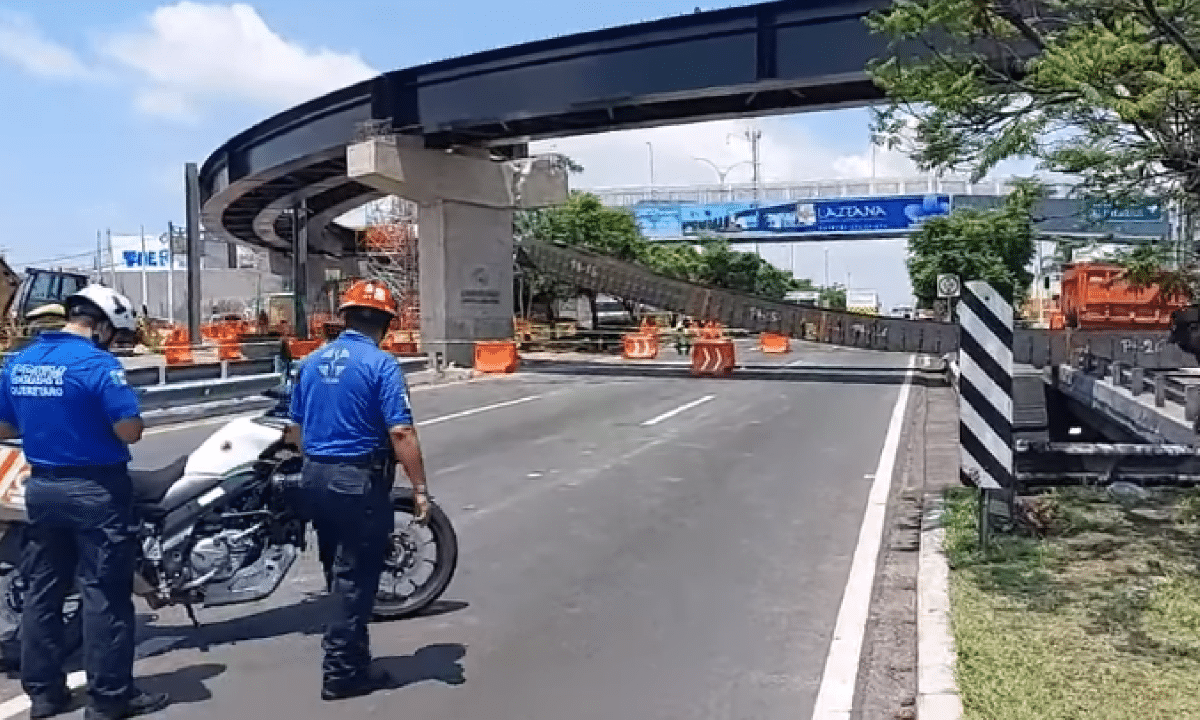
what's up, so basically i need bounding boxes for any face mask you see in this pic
[92,324,114,350]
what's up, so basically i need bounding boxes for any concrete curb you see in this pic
[917,494,962,719]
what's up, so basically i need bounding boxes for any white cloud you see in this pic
[0,11,96,81]
[99,2,378,119]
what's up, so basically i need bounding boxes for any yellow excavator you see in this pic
[0,259,91,351]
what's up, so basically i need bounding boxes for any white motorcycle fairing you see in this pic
[0,416,286,525]
[155,416,285,512]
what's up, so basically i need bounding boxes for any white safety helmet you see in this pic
[65,284,137,333]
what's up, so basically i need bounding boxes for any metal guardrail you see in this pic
[1075,354,1200,422]
[135,373,284,412]
[133,356,429,413]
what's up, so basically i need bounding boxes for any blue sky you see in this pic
[0,1,1040,309]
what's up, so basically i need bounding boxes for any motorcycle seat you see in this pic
[130,456,189,504]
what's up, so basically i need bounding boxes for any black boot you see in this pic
[29,687,72,719]
[321,669,395,701]
[84,690,169,719]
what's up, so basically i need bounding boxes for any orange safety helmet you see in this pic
[338,280,397,317]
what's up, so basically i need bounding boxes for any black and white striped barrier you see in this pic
[956,281,1015,544]
[957,281,1014,491]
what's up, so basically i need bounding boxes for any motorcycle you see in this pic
[0,377,459,668]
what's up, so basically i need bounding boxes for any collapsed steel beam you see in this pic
[519,240,1194,368]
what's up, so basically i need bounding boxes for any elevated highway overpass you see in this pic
[197,0,929,364]
[200,0,906,256]
[193,0,1128,368]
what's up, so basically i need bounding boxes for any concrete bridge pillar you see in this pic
[346,136,568,368]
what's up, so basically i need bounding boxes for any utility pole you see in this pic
[646,142,656,199]
[747,128,761,206]
[728,128,763,205]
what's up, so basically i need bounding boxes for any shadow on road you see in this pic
[135,597,471,659]
[373,642,467,690]
[136,662,226,705]
[520,360,946,387]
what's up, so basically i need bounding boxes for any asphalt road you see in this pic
[2,341,915,720]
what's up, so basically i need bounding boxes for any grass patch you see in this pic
[943,486,1200,720]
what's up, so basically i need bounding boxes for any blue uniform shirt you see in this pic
[289,330,414,457]
[0,332,141,467]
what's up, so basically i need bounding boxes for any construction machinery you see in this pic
[0,261,91,350]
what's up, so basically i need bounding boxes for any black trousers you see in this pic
[21,468,138,709]
[293,458,392,682]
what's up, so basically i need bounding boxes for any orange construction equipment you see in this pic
[691,338,736,376]
[1059,262,1189,330]
[760,333,791,354]
[163,327,192,366]
[474,340,519,374]
[697,321,725,340]
[216,325,243,362]
[622,332,659,359]
[287,338,323,360]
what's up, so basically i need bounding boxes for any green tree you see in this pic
[866,1,1200,208]
[516,192,646,325]
[1114,241,1196,299]
[517,193,813,324]
[643,237,804,300]
[907,180,1042,308]
[820,286,848,310]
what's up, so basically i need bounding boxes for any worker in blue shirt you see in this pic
[283,279,431,701]
[0,285,169,720]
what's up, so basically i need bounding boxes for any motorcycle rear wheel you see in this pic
[372,493,459,620]
[0,568,83,671]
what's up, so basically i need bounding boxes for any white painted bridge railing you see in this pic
[586,175,1076,207]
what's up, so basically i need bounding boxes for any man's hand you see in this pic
[412,487,430,525]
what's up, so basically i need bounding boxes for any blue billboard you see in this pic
[631,195,952,239]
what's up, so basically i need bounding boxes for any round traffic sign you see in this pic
[937,274,961,298]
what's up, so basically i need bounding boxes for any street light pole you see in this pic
[646,142,656,199]
[727,128,763,205]
[692,157,753,201]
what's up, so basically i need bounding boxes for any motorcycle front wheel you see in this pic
[0,568,83,671]
[372,492,459,621]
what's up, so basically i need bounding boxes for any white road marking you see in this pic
[810,354,915,720]
[0,670,86,719]
[420,395,542,426]
[640,394,716,427]
[145,392,542,438]
[142,373,498,437]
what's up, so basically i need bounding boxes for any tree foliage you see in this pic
[866,0,1200,208]
[646,237,805,299]
[820,286,849,310]
[515,192,817,324]
[907,179,1043,307]
[1114,241,1196,299]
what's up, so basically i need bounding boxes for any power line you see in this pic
[6,249,98,267]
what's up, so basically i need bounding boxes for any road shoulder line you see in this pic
[810,354,916,720]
